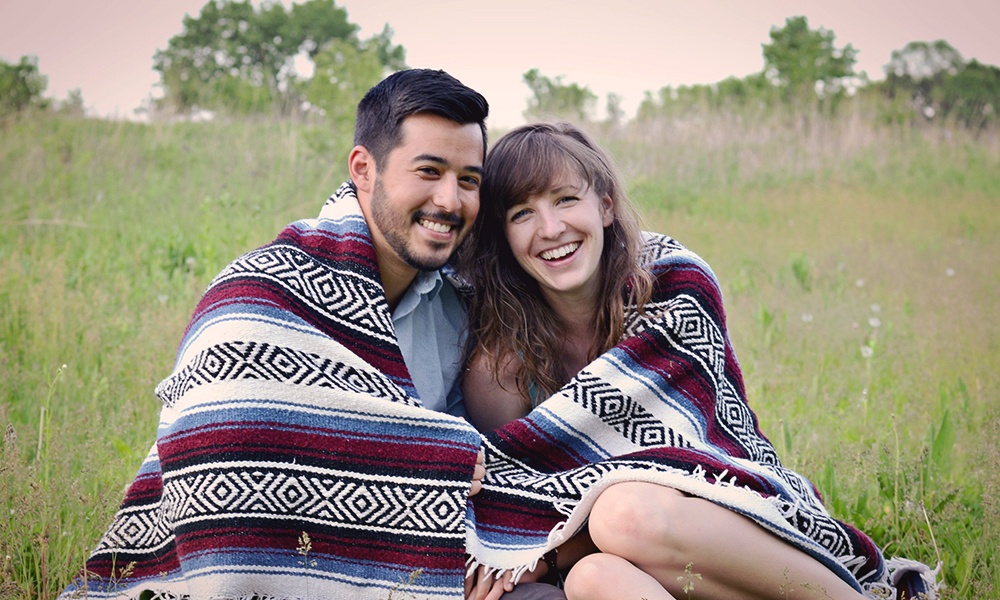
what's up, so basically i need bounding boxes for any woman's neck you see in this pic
[545,292,601,377]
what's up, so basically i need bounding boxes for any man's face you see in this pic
[366,113,484,273]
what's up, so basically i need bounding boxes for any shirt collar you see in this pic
[411,269,445,300]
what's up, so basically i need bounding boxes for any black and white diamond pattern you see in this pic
[222,244,395,341]
[156,341,411,407]
[160,468,466,534]
[96,503,173,552]
[568,372,689,449]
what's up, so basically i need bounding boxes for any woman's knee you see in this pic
[563,553,626,600]
[588,483,690,564]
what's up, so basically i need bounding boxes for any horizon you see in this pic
[2,0,998,127]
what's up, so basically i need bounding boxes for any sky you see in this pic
[2,0,998,128]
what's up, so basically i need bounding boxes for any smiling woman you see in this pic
[504,174,614,308]
[457,122,937,600]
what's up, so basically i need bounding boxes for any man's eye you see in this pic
[557,196,579,205]
[460,175,481,188]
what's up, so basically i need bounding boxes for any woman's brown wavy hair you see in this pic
[458,122,653,410]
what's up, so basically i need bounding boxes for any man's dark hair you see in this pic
[354,69,489,165]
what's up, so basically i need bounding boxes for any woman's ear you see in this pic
[348,145,375,193]
[601,194,615,227]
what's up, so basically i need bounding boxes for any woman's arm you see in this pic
[462,352,530,431]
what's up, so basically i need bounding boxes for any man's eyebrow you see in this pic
[413,153,447,164]
[413,153,483,175]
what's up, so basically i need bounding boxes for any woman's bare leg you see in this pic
[587,482,869,600]
[564,552,675,600]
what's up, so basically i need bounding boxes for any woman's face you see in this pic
[503,169,614,305]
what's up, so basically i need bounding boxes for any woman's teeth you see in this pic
[540,242,580,260]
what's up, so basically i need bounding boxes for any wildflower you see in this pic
[868,317,881,328]
[860,345,874,358]
[801,313,813,323]
[945,268,955,277]
[855,278,865,288]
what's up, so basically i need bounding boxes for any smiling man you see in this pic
[58,69,569,600]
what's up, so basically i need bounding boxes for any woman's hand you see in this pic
[464,565,513,600]
[470,448,486,496]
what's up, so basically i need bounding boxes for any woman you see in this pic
[458,123,928,600]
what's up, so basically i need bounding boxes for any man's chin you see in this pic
[404,249,453,272]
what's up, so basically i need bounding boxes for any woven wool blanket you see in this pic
[63,182,932,600]
[62,182,482,600]
[469,233,935,599]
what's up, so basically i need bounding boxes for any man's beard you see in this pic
[370,178,464,271]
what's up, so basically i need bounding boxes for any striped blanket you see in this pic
[62,182,931,599]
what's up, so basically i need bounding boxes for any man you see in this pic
[61,69,562,600]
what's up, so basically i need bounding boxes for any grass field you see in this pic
[1,106,997,599]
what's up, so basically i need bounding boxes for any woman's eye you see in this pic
[509,209,530,223]
[557,196,579,205]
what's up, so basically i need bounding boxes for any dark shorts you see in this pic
[502,582,567,600]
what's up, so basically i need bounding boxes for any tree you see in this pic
[303,37,384,127]
[153,0,404,116]
[605,92,624,124]
[940,60,1000,129]
[55,88,86,116]
[886,40,964,82]
[522,69,597,122]
[761,16,858,105]
[635,73,776,121]
[882,40,964,118]
[0,55,49,117]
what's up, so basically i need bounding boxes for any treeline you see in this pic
[3,3,998,131]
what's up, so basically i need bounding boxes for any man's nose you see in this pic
[432,175,461,212]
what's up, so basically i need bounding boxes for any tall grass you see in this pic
[1,105,997,598]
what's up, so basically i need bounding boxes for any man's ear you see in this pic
[348,145,375,193]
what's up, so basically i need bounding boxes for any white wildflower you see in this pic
[860,345,874,358]
[868,317,881,328]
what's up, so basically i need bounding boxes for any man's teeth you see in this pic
[540,243,580,260]
[420,219,452,233]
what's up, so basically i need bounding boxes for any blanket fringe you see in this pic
[886,557,941,600]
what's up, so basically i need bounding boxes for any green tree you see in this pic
[523,68,597,122]
[882,40,964,119]
[761,16,858,106]
[153,0,403,116]
[605,92,624,124]
[635,73,776,121]
[303,38,384,129]
[0,55,49,117]
[940,60,1000,130]
[55,89,86,116]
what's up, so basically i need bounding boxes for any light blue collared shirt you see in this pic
[392,269,468,418]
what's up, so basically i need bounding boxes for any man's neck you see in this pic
[376,248,418,313]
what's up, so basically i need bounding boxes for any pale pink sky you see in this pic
[2,0,998,127]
